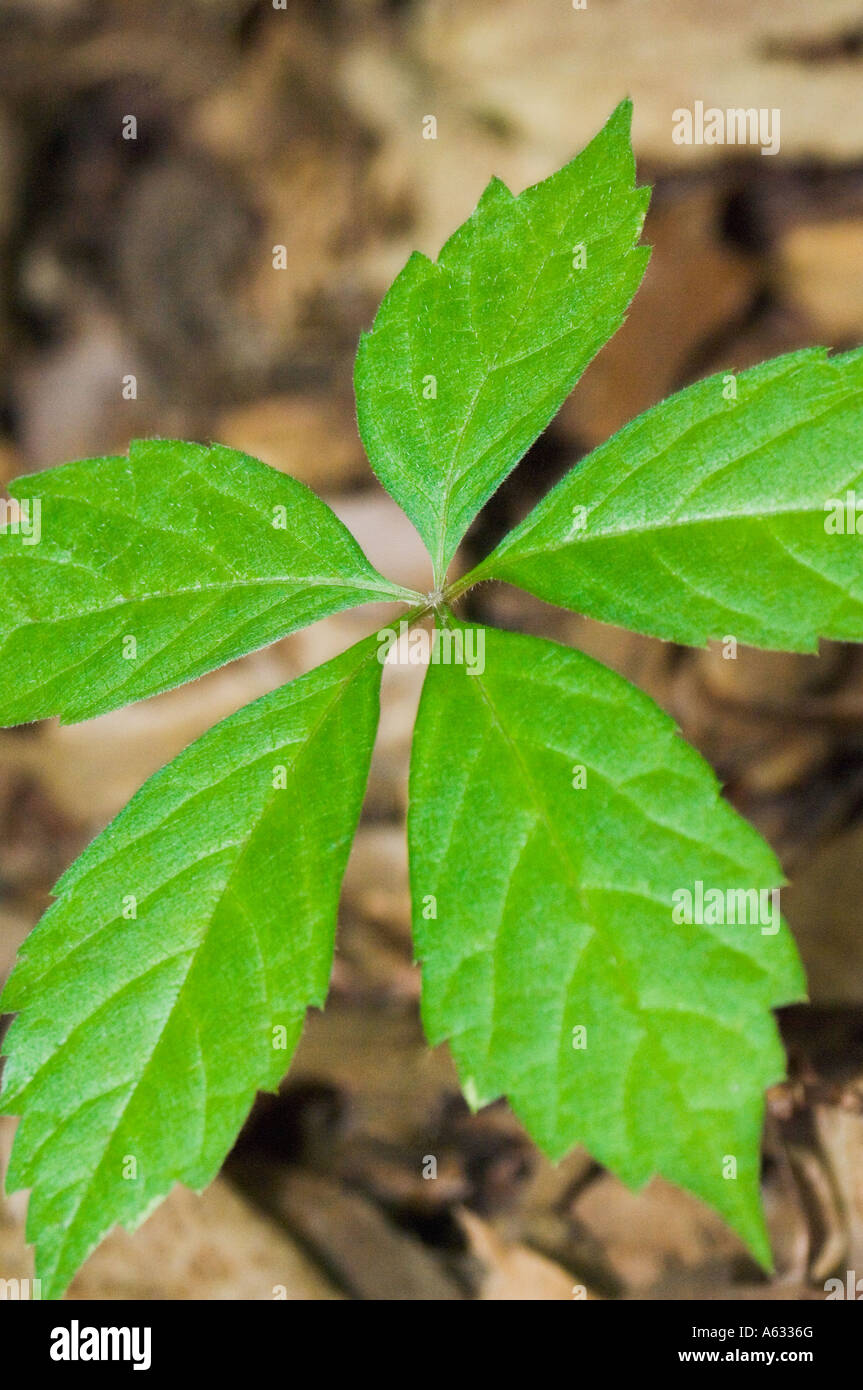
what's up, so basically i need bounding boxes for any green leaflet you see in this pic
[0,636,382,1298]
[354,99,649,583]
[0,438,415,725]
[470,347,863,650]
[408,623,805,1264]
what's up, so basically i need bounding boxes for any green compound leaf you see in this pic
[408,622,805,1265]
[472,347,863,651]
[354,100,650,584]
[0,438,414,726]
[0,636,382,1299]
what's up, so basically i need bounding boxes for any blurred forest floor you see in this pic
[3,0,863,1299]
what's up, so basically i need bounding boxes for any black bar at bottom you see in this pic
[1,1295,856,1376]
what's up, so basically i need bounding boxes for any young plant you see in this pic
[1,99,858,1298]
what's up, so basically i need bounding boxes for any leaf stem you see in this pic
[370,580,428,606]
[442,562,488,605]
